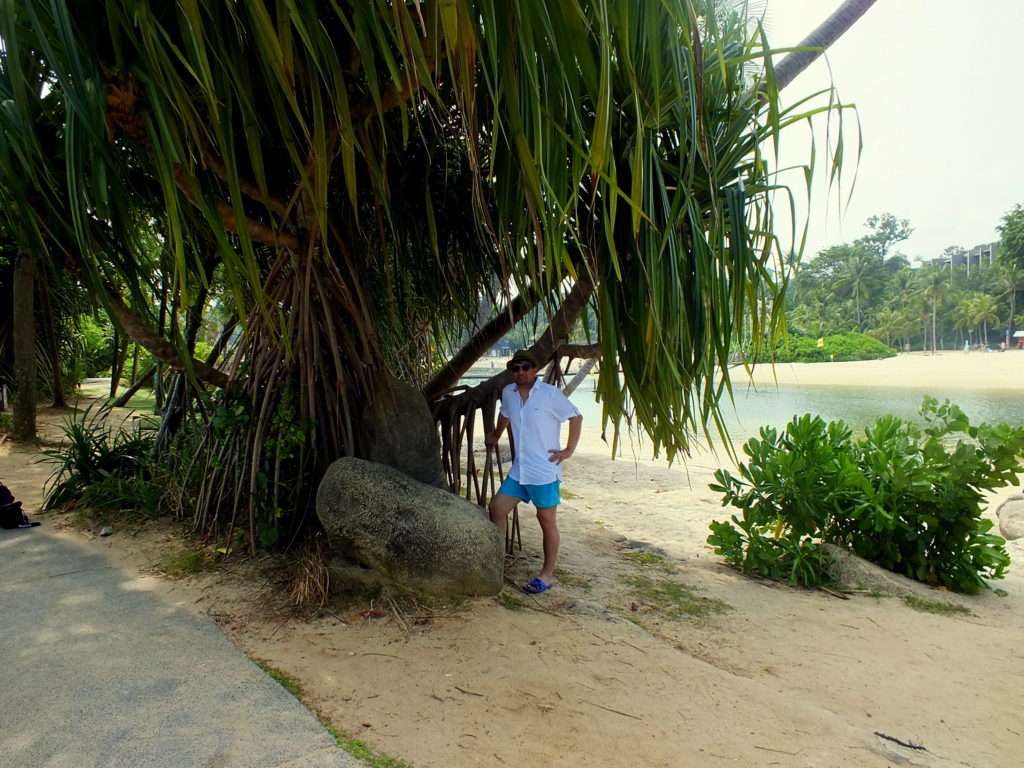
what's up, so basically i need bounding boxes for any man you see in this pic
[485,350,582,594]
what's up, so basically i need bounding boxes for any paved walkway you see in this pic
[0,527,360,768]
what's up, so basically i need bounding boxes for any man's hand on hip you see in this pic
[548,448,574,464]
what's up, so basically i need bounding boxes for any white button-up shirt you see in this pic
[500,380,581,485]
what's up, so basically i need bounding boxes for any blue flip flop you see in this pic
[523,577,552,594]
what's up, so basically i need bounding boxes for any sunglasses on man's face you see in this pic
[509,363,534,373]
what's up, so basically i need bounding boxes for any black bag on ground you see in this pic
[0,482,29,529]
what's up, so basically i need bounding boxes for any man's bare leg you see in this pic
[488,492,520,536]
[535,506,559,583]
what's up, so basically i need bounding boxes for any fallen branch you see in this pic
[581,700,643,721]
[819,586,850,600]
[874,732,927,752]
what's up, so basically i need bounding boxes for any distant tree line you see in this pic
[786,208,1024,353]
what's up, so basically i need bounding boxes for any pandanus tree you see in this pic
[1,0,866,548]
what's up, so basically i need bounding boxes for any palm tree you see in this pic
[971,295,1000,347]
[870,308,901,348]
[773,0,880,89]
[0,1,862,543]
[915,266,949,354]
[952,298,976,348]
[834,247,879,329]
[992,263,1023,347]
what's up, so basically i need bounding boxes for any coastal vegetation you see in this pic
[708,398,1023,593]
[756,331,894,363]
[786,209,1024,355]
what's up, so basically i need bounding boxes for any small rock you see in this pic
[99,526,113,537]
[995,494,1024,540]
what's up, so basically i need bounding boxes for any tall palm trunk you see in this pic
[1008,289,1017,347]
[37,276,67,407]
[773,0,880,90]
[13,252,36,441]
[931,299,937,355]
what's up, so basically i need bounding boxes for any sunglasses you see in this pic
[509,363,534,373]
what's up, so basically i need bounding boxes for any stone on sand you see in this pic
[316,457,503,596]
[995,493,1024,540]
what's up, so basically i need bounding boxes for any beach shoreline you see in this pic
[741,350,1024,391]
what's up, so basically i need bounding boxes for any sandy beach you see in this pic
[4,353,1023,767]
[744,350,1024,391]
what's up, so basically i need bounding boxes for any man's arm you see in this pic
[549,415,582,464]
[486,414,510,447]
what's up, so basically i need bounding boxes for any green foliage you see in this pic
[758,332,895,363]
[74,314,116,379]
[0,412,12,432]
[159,548,208,578]
[708,399,1021,593]
[42,404,161,515]
[999,203,1024,271]
[791,211,1021,350]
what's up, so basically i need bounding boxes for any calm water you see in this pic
[566,381,1024,446]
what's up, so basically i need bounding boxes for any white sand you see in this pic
[744,350,1024,391]
[6,358,1024,767]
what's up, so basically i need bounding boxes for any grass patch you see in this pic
[496,590,528,611]
[623,551,666,567]
[254,659,304,698]
[321,721,413,768]
[593,519,606,528]
[255,658,412,767]
[0,413,12,432]
[159,548,208,578]
[560,487,578,500]
[627,575,729,619]
[902,595,972,617]
[555,569,592,592]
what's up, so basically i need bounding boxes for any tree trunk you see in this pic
[104,283,229,390]
[111,365,156,408]
[931,300,937,355]
[109,330,126,399]
[1008,290,1016,347]
[38,276,67,408]
[563,358,598,397]
[12,252,36,441]
[773,0,880,91]
[156,287,209,450]
[129,343,139,385]
[423,288,541,400]
[155,279,168,410]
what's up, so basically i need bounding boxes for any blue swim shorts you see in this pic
[498,476,561,508]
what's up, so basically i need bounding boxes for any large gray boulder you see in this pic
[995,493,1024,540]
[360,376,445,487]
[316,457,503,596]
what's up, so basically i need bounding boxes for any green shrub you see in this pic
[756,332,895,363]
[708,399,1021,593]
[0,412,12,432]
[42,403,161,515]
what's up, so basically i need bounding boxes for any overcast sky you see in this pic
[765,0,1024,264]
